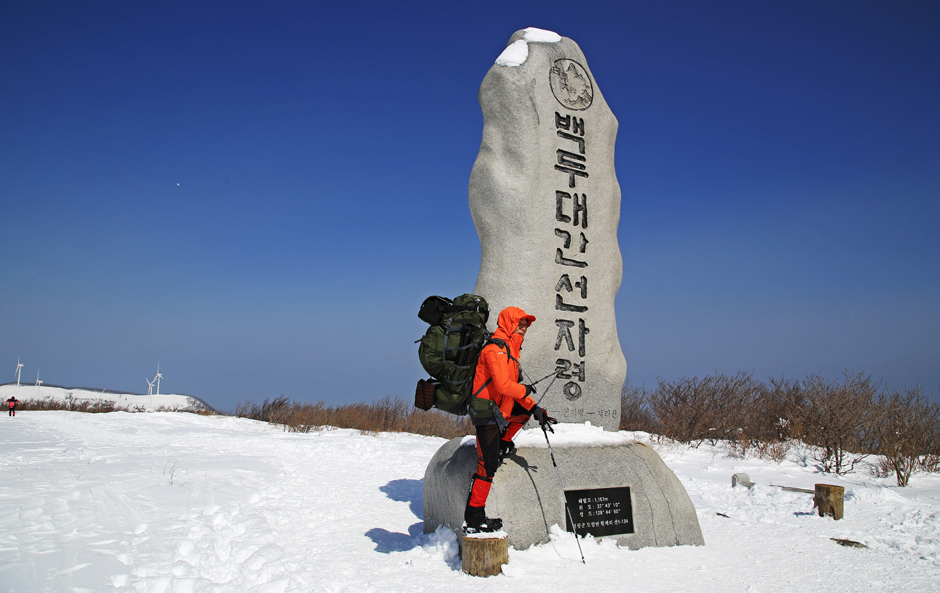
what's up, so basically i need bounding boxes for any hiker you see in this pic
[464,306,557,532]
[7,396,19,417]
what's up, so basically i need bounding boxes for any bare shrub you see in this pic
[619,380,654,432]
[800,371,881,475]
[233,399,256,418]
[921,438,940,474]
[260,396,291,424]
[646,375,714,445]
[875,386,940,486]
[646,372,760,446]
[753,439,791,463]
[716,372,766,449]
[726,377,802,461]
[17,397,117,413]
[760,377,809,442]
[233,396,291,424]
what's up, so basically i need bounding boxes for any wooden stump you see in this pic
[814,484,844,520]
[461,533,508,577]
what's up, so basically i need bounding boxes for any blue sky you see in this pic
[2,1,938,410]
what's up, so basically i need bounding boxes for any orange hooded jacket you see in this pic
[471,307,537,421]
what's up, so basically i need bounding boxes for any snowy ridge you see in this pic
[1,412,938,591]
[0,383,212,412]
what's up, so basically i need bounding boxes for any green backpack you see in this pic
[415,294,490,415]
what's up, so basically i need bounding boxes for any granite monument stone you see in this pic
[469,28,626,431]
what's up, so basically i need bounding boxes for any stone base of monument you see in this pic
[424,427,705,551]
[461,532,509,577]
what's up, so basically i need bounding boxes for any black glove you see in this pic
[531,407,558,432]
[524,384,537,397]
[499,439,516,461]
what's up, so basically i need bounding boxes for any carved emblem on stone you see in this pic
[549,59,594,111]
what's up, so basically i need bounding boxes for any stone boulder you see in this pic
[423,426,705,550]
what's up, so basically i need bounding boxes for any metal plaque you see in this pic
[564,486,634,537]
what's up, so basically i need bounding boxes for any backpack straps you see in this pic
[471,377,492,398]
[487,338,518,366]
[469,338,519,396]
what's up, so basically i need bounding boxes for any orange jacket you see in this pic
[472,307,537,420]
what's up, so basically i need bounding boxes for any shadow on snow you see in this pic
[366,478,426,554]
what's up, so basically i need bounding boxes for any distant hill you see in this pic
[0,383,214,412]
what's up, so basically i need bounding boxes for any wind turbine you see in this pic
[35,369,43,393]
[15,357,23,387]
[146,376,156,410]
[153,364,163,396]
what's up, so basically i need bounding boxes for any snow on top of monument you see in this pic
[495,28,561,68]
[460,422,635,448]
[495,40,528,67]
[523,27,561,43]
[514,422,636,447]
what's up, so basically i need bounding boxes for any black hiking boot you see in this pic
[464,505,502,533]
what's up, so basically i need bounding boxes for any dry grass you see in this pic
[233,395,472,439]
[17,397,126,413]
[14,396,212,415]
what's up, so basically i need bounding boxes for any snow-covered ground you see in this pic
[1,411,938,592]
[0,383,211,413]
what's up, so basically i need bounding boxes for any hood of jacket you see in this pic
[491,306,536,344]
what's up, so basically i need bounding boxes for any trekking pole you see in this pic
[541,424,586,564]
[534,371,559,407]
[522,369,560,387]
[531,370,560,386]
[521,369,559,406]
